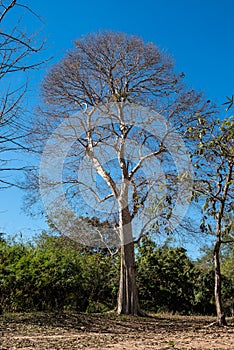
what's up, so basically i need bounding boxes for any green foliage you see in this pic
[222,245,234,284]
[194,246,234,316]
[191,113,234,322]
[192,268,215,315]
[221,245,234,314]
[1,232,233,315]
[192,116,234,237]
[0,233,118,313]
[137,235,234,315]
[137,235,196,314]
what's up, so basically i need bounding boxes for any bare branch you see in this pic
[0,0,16,22]
[0,1,47,188]
[128,146,166,180]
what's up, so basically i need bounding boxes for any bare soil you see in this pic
[0,312,234,349]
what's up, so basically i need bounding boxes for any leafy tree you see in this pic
[219,244,234,315]
[0,232,118,312]
[193,248,216,315]
[137,235,197,314]
[28,31,215,315]
[193,268,215,315]
[222,245,234,285]
[194,245,234,316]
[192,116,234,325]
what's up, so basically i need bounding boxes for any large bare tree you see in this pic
[34,32,215,315]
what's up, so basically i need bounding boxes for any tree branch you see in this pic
[128,146,166,180]
[0,0,16,22]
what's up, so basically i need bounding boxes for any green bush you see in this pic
[1,232,233,315]
[137,236,196,314]
[0,233,118,313]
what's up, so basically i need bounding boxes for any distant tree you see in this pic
[221,245,234,315]
[29,31,215,315]
[194,245,234,316]
[0,232,117,312]
[222,244,234,286]
[137,235,196,314]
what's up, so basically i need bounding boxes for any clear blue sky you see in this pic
[1,0,233,254]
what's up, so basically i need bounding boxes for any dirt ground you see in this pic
[0,312,234,350]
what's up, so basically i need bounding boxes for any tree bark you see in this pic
[117,240,140,315]
[117,185,140,315]
[212,165,233,327]
[214,239,227,326]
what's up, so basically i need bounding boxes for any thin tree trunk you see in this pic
[214,239,227,326]
[213,163,233,326]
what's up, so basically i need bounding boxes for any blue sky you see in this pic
[0,0,233,255]
[33,0,234,102]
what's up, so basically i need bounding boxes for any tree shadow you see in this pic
[2,311,231,335]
